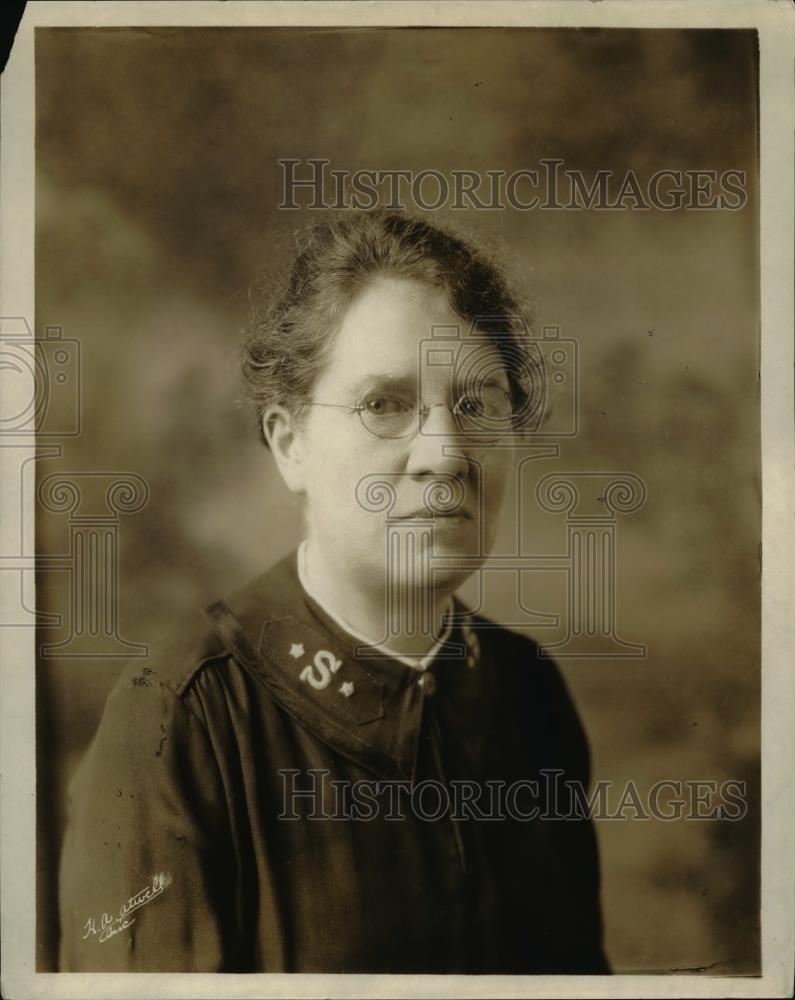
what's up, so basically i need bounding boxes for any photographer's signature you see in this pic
[82,871,171,943]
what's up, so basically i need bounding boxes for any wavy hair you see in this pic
[242,210,536,445]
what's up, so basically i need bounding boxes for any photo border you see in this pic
[1,2,792,998]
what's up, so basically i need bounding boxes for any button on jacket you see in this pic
[58,550,609,973]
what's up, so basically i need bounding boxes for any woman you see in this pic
[58,211,608,973]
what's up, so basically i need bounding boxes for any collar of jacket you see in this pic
[202,550,477,784]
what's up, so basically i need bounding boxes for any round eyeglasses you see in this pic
[306,386,516,443]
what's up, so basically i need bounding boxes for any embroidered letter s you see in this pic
[299,650,343,690]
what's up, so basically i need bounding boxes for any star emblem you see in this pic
[339,681,355,698]
[289,642,305,659]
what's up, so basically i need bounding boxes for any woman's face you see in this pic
[277,275,516,598]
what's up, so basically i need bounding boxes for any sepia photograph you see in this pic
[0,2,793,998]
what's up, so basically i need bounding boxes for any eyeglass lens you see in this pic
[358,387,513,441]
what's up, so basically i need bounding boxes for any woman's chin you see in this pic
[391,557,486,596]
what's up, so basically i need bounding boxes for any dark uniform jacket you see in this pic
[58,550,609,973]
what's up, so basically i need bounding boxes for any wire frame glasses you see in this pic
[307,386,516,443]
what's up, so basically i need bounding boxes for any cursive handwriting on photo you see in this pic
[81,871,171,944]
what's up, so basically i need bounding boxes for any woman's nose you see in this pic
[406,404,470,478]
[420,402,459,435]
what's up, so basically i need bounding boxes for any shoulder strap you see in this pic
[202,598,263,674]
[200,594,404,781]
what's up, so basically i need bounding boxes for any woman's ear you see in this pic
[262,405,306,493]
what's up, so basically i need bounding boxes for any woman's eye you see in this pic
[458,396,485,417]
[363,395,411,416]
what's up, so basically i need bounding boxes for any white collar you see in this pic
[296,540,453,672]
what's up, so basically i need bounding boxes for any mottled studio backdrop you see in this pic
[35,28,759,973]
